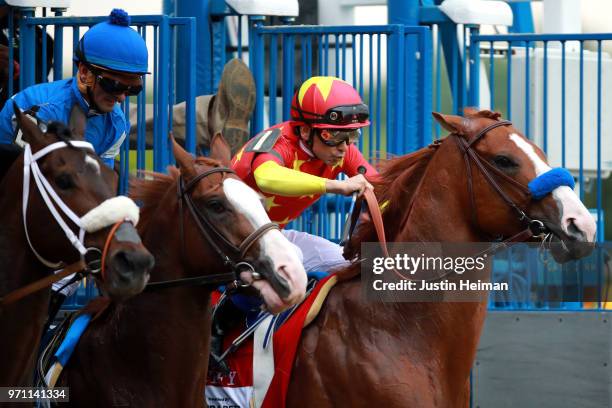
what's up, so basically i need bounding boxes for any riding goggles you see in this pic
[317,129,360,147]
[88,65,143,96]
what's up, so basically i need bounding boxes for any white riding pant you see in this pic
[51,271,80,297]
[281,229,350,274]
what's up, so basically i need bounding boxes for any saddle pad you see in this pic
[205,274,338,408]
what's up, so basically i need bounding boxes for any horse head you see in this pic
[12,104,154,300]
[169,133,306,313]
[432,108,596,262]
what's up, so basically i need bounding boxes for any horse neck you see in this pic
[0,161,52,387]
[0,160,51,290]
[338,140,489,380]
[86,192,213,380]
[400,139,483,242]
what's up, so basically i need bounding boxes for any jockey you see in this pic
[0,9,148,327]
[209,76,378,371]
[0,8,147,169]
[232,75,378,272]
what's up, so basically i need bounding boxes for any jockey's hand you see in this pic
[326,174,373,197]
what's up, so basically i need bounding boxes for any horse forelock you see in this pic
[46,121,75,145]
[337,144,439,281]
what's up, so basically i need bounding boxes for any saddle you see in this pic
[206,273,338,408]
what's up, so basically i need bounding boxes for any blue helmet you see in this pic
[74,9,149,75]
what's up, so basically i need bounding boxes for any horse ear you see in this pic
[12,101,46,148]
[432,112,467,134]
[170,133,196,178]
[209,132,232,167]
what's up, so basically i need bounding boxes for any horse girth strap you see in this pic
[0,259,87,307]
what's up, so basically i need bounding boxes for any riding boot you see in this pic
[209,294,245,374]
[207,58,256,155]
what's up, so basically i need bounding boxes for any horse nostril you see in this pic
[112,250,155,279]
[566,218,584,241]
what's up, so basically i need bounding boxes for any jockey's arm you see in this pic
[252,150,376,197]
[253,160,327,197]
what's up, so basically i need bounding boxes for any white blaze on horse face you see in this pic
[85,154,100,175]
[510,134,596,242]
[223,178,307,310]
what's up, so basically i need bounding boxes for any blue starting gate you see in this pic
[248,23,432,240]
[7,6,610,312]
[467,32,612,310]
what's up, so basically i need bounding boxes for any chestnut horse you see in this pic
[56,135,306,407]
[286,110,596,407]
[0,107,154,389]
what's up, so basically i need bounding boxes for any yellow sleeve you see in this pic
[253,161,327,197]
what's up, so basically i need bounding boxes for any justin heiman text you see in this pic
[372,279,509,291]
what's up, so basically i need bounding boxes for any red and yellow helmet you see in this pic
[290,76,370,129]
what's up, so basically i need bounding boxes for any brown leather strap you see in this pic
[238,222,280,259]
[0,259,87,307]
[99,220,125,282]
[363,189,389,258]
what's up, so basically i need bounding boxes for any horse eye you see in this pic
[55,173,75,190]
[493,155,517,169]
[206,199,226,214]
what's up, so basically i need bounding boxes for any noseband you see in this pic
[452,120,547,241]
[145,167,279,292]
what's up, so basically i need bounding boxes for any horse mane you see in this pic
[129,157,222,232]
[337,142,441,280]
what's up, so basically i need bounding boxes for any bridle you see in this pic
[1,140,140,306]
[452,120,548,243]
[348,119,556,282]
[145,166,280,291]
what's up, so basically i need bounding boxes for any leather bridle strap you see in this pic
[454,121,534,222]
[363,188,389,257]
[238,222,280,259]
[169,166,280,292]
[0,259,87,307]
[144,271,239,292]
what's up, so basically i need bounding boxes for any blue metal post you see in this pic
[468,28,480,107]
[175,0,211,100]
[155,16,171,171]
[419,27,433,148]
[185,18,197,154]
[388,0,419,25]
[163,0,175,16]
[19,8,36,90]
[508,2,535,33]
[387,26,404,156]
[388,0,418,153]
[249,17,265,135]
[51,8,66,79]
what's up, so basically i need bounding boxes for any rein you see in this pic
[0,218,133,306]
[0,259,87,307]
[144,166,279,291]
